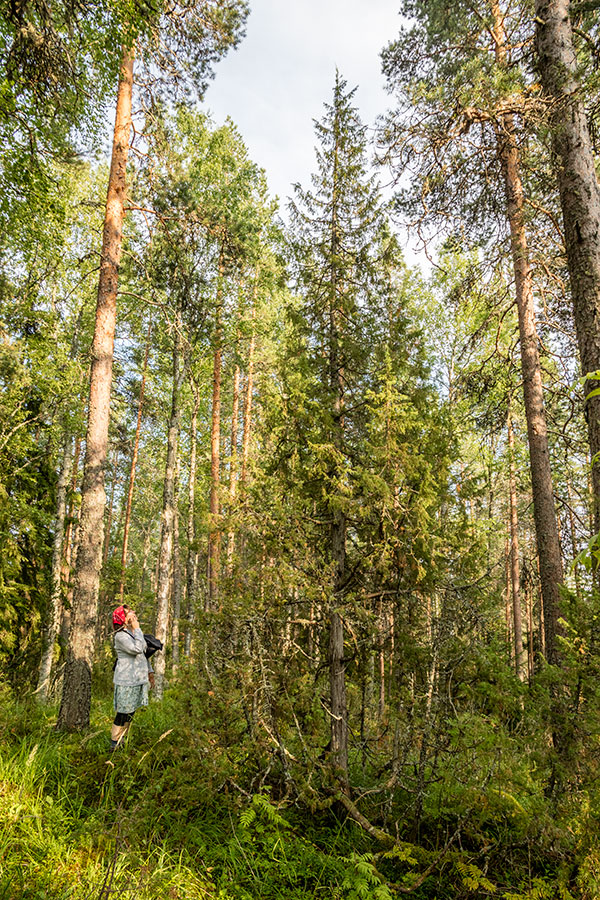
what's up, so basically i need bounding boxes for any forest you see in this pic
[2,0,600,897]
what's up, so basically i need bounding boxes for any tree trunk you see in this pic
[60,434,81,652]
[171,456,182,674]
[102,446,120,566]
[139,523,152,597]
[526,575,535,679]
[226,356,241,574]
[208,250,224,609]
[498,120,564,663]
[377,599,386,720]
[492,5,564,666]
[240,280,257,489]
[37,432,73,702]
[119,319,152,601]
[328,125,348,783]
[535,0,600,532]
[507,414,527,680]
[57,45,134,731]
[504,532,513,662]
[566,473,581,598]
[329,606,348,776]
[154,313,184,699]
[537,551,547,659]
[184,387,200,658]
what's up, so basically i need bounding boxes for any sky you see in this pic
[202,0,404,211]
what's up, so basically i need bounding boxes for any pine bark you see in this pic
[499,125,564,663]
[493,5,564,666]
[57,45,134,730]
[154,315,184,698]
[535,0,600,531]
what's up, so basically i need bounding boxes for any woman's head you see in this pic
[112,604,130,630]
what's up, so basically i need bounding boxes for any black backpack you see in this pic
[144,634,163,659]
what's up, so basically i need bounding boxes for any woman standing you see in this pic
[110,604,154,751]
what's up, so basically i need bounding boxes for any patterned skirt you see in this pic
[114,683,149,715]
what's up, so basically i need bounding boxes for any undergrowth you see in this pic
[0,676,598,900]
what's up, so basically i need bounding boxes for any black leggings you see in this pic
[113,711,134,726]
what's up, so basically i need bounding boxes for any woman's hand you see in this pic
[126,610,139,630]
[149,673,155,689]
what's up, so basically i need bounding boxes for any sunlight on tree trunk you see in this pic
[57,45,134,731]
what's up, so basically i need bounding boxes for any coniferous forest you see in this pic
[4,0,600,897]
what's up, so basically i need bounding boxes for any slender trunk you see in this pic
[140,524,152,596]
[588,461,594,537]
[57,45,134,731]
[329,608,347,776]
[566,474,581,598]
[240,280,257,489]
[154,314,184,699]
[505,532,513,663]
[425,598,438,719]
[152,553,159,593]
[537,551,547,659]
[378,599,386,720]
[184,388,200,658]
[62,434,81,580]
[492,6,563,665]
[171,456,182,674]
[208,250,224,609]
[102,446,119,566]
[119,319,152,600]
[226,357,240,574]
[508,415,527,680]
[526,575,535,679]
[37,432,73,702]
[535,0,600,532]
[60,434,81,651]
[328,122,348,782]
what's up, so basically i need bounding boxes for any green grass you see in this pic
[0,684,593,900]
[0,693,373,900]
[0,697,228,900]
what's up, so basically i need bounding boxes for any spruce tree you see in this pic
[289,72,384,781]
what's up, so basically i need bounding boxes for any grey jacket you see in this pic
[113,627,153,686]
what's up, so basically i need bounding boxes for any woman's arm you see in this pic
[114,628,147,656]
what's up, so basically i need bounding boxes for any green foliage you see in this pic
[0,159,102,682]
[341,853,394,900]
[0,673,597,899]
[502,878,575,900]
[0,4,598,900]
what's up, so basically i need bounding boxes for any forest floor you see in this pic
[0,673,598,900]
[1,685,386,900]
